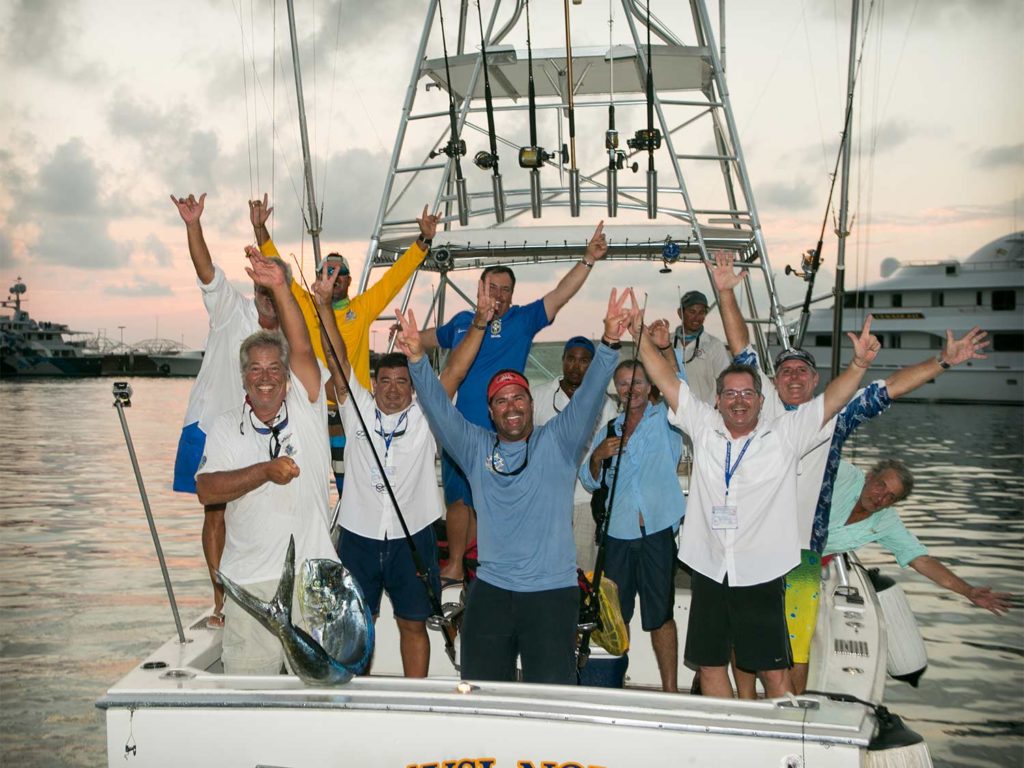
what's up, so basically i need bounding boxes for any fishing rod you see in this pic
[578,293,648,672]
[787,0,869,360]
[291,257,460,670]
[563,0,580,217]
[605,0,637,217]
[471,0,505,223]
[429,0,470,226]
[626,0,661,219]
[517,0,564,218]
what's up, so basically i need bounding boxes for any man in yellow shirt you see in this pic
[250,195,439,491]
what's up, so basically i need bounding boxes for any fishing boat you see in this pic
[782,232,1024,404]
[98,1,933,764]
[0,278,103,377]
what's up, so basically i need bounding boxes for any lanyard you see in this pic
[724,437,753,497]
[375,408,408,461]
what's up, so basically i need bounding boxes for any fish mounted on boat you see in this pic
[218,535,374,685]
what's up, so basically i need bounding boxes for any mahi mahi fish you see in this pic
[218,535,374,685]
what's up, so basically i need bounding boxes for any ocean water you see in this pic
[0,378,1021,767]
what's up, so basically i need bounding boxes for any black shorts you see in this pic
[684,570,792,672]
[603,527,676,631]
[460,579,579,685]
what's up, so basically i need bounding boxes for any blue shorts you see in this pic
[173,422,206,494]
[338,526,441,622]
[603,527,677,631]
[441,450,474,507]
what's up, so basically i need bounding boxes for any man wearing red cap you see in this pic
[393,289,635,685]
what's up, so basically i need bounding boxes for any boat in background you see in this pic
[0,278,103,378]
[789,232,1024,404]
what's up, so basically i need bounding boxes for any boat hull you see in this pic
[0,353,102,377]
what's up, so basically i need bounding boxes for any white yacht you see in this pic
[793,233,1024,404]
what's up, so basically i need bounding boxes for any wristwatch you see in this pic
[936,355,951,370]
[602,337,622,350]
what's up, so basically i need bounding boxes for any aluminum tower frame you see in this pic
[357,0,790,368]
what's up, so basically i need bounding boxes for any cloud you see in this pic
[756,179,817,210]
[15,139,131,269]
[104,277,173,297]
[2,0,72,68]
[861,121,914,154]
[975,143,1024,169]
[143,234,173,267]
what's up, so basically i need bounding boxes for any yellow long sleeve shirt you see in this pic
[259,239,426,389]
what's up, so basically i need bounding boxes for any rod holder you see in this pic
[569,169,581,217]
[607,165,618,217]
[456,177,470,226]
[530,169,542,218]
[646,169,658,219]
[492,173,506,223]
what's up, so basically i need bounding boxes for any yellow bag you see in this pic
[586,572,629,656]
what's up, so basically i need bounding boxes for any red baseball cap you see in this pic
[487,370,531,402]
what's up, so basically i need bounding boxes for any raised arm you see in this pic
[250,193,273,248]
[648,318,681,374]
[170,193,215,284]
[439,280,496,398]
[197,457,301,505]
[909,555,1012,616]
[630,312,683,412]
[711,251,750,356]
[245,247,320,402]
[821,316,880,424]
[311,265,350,402]
[885,327,990,399]
[542,221,609,320]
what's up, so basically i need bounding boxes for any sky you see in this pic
[1,0,1021,350]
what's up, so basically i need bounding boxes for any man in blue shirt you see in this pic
[394,289,634,685]
[580,318,687,691]
[418,223,610,587]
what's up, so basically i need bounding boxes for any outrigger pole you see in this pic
[563,0,581,217]
[292,264,460,670]
[431,0,470,226]
[627,0,662,219]
[285,0,323,268]
[473,0,505,223]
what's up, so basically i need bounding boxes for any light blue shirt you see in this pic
[822,461,928,567]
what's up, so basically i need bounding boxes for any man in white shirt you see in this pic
[672,290,730,404]
[196,248,337,675]
[532,336,617,567]
[630,308,882,698]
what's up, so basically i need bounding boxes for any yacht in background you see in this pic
[0,278,102,378]
[791,232,1023,404]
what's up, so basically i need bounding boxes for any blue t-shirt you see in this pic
[435,299,551,427]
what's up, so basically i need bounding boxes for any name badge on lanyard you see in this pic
[712,437,752,531]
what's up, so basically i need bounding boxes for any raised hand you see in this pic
[585,220,609,263]
[941,326,990,366]
[244,245,286,290]
[968,585,1012,616]
[847,315,879,369]
[266,456,300,485]
[417,204,440,242]
[473,278,497,327]
[311,263,340,307]
[170,193,206,225]
[393,307,424,362]
[711,250,743,292]
[603,287,635,342]
[648,318,672,349]
[249,193,273,228]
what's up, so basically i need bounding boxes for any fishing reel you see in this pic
[627,127,662,152]
[473,151,498,170]
[518,143,569,169]
[784,249,819,281]
[430,247,453,268]
[430,138,467,160]
[659,238,682,274]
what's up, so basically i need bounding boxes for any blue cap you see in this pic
[564,336,596,356]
